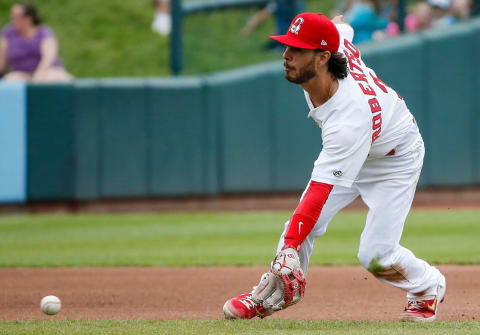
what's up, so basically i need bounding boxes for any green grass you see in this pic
[0,320,479,335]
[0,210,479,267]
[0,0,335,77]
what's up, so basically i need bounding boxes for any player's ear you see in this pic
[314,50,331,68]
[321,51,332,66]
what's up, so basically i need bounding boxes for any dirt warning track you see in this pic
[1,266,478,321]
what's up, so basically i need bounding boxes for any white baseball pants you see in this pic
[276,135,444,298]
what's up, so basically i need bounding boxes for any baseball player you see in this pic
[223,13,446,322]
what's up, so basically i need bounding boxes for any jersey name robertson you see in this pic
[339,25,413,159]
[342,38,401,144]
[305,24,417,188]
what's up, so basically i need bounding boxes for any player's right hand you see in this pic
[271,248,303,277]
[252,249,306,311]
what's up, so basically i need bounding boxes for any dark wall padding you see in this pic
[26,19,480,201]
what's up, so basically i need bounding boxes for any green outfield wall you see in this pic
[23,19,480,201]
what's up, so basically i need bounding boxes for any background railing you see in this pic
[170,0,271,75]
[169,0,413,75]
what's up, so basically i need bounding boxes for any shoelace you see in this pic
[406,300,426,311]
[239,295,257,310]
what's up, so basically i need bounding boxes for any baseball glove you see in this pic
[252,248,306,311]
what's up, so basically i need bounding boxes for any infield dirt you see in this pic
[1,266,478,321]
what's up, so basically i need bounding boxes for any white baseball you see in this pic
[40,295,61,315]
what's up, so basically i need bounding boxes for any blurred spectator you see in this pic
[451,0,471,21]
[343,0,470,41]
[0,3,72,82]
[343,0,388,43]
[428,0,457,26]
[384,1,433,37]
[152,0,171,36]
[406,2,434,31]
[240,0,304,49]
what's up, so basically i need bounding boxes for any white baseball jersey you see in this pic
[305,24,418,188]
[276,21,445,300]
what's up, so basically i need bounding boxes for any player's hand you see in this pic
[271,248,303,277]
[331,15,345,24]
[271,248,306,307]
[252,248,306,311]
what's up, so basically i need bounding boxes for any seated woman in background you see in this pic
[0,3,72,82]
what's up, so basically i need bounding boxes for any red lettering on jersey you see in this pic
[368,98,381,113]
[370,71,403,99]
[372,128,381,143]
[342,38,383,144]
[358,83,376,96]
[343,50,363,73]
[351,72,367,82]
[344,39,360,58]
[372,113,382,130]
[371,108,382,143]
[369,72,388,93]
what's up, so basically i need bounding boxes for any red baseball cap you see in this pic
[270,13,340,53]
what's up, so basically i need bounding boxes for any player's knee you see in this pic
[357,247,375,269]
[358,245,405,281]
[357,245,392,270]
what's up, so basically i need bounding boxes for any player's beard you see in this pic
[285,57,316,84]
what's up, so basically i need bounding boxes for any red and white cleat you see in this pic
[223,293,272,319]
[400,275,446,322]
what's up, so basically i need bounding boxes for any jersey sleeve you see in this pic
[311,111,371,188]
[335,23,354,45]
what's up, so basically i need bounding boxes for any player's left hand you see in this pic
[252,248,306,311]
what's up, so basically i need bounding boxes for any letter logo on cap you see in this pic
[290,17,304,35]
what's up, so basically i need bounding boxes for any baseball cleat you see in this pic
[223,293,272,319]
[400,275,446,322]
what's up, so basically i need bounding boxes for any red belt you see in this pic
[386,149,396,156]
